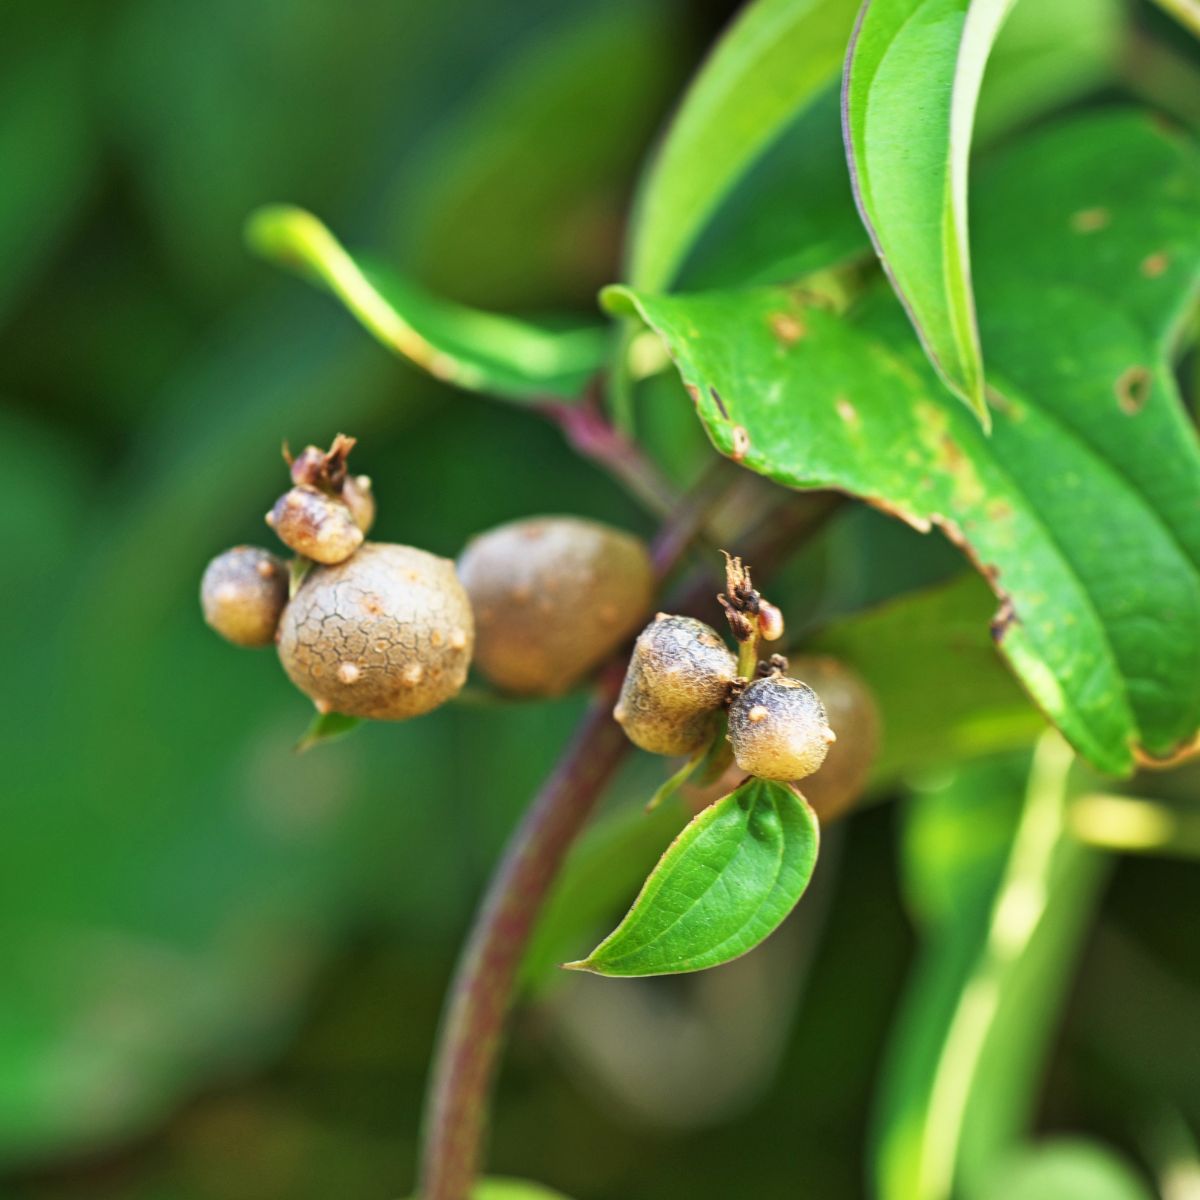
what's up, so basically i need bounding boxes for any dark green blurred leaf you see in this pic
[812,574,1043,781]
[627,0,860,292]
[970,1140,1154,1200]
[388,0,685,309]
[568,779,819,977]
[248,206,608,402]
[0,21,96,326]
[874,739,1106,1200]
[844,0,1014,421]
[607,110,1200,775]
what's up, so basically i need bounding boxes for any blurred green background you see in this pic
[3,1,1199,1197]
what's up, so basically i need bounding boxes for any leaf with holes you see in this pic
[843,0,1019,422]
[246,206,609,402]
[565,778,819,977]
[606,110,1200,776]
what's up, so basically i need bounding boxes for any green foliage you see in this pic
[812,573,1043,780]
[843,0,1013,422]
[970,1141,1155,1200]
[3,0,1200,1194]
[627,0,860,292]
[873,739,1107,1200]
[568,779,819,976]
[246,207,609,402]
[607,110,1200,776]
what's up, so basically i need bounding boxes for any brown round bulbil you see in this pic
[614,614,737,756]
[341,473,376,535]
[458,515,654,696]
[200,545,289,647]
[266,485,364,564]
[728,674,835,781]
[786,656,879,821]
[276,542,474,720]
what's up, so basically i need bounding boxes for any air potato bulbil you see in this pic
[276,542,474,720]
[614,615,737,756]
[785,656,879,821]
[458,516,653,696]
[200,545,288,647]
[727,674,836,781]
[266,485,364,564]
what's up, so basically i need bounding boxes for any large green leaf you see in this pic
[844,0,1018,422]
[246,206,609,402]
[605,110,1200,776]
[679,0,1122,292]
[813,573,1042,781]
[566,778,819,977]
[627,0,860,292]
[874,738,1106,1200]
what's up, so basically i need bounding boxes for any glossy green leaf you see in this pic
[628,0,860,292]
[875,738,1106,1200]
[844,0,1017,422]
[295,711,363,754]
[566,778,819,977]
[246,206,609,402]
[970,1140,1155,1200]
[606,110,1200,776]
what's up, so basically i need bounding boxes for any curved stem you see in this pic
[417,667,628,1200]
[416,483,836,1199]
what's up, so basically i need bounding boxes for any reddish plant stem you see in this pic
[416,484,836,1200]
[417,666,629,1200]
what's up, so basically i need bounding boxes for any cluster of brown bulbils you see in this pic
[200,435,846,791]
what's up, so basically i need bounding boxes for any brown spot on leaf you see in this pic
[990,596,1017,643]
[1140,251,1169,278]
[835,396,859,426]
[1134,731,1200,771]
[1115,365,1151,415]
[729,425,751,462]
[769,312,806,345]
[685,383,700,407]
[1070,207,1109,233]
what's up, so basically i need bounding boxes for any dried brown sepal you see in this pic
[286,432,358,492]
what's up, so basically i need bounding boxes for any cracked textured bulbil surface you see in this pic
[277,542,474,720]
[458,515,654,696]
[787,656,879,821]
[201,545,289,647]
[268,485,364,565]
[614,614,737,756]
[728,675,832,781]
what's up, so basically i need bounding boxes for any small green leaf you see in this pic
[844,0,1017,423]
[566,778,819,977]
[628,0,860,292]
[295,710,362,754]
[246,206,608,402]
